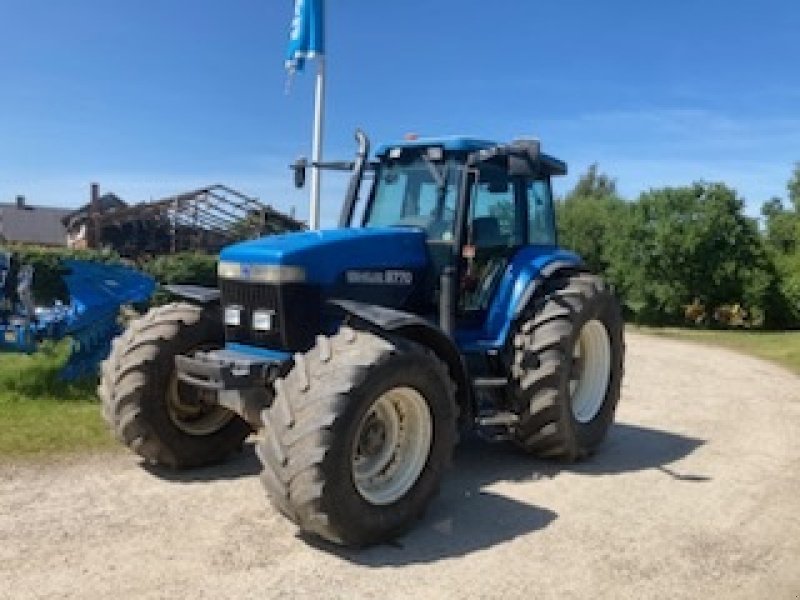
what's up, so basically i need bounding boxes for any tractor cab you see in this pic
[321,133,571,349]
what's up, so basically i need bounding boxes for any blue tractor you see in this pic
[100,132,624,546]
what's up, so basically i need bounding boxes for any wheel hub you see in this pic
[166,344,235,436]
[358,415,388,457]
[569,319,612,424]
[351,386,433,506]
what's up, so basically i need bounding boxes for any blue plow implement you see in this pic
[0,260,155,380]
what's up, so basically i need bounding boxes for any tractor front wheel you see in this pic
[257,326,458,546]
[99,303,251,468]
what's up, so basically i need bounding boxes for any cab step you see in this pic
[476,411,519,427]
[471,377,509,389]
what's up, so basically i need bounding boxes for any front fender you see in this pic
[330,299,473,427]
[163,284,221,304]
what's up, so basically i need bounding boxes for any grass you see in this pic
[634,326,800,375]
[0,340,115,458]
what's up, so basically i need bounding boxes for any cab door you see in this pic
[458,163,525,316]
[457,164,557,329]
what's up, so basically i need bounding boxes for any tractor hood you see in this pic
[219,227,430,286]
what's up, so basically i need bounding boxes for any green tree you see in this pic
[556,164,628,276]
[789,163,800,212]
[759,164,800,327]
[607,183,774,326]
[570,163,617,198]
[761,196,799,255]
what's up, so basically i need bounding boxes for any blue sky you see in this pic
[1,0,798,226]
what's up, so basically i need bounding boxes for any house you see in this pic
[63,192,127,249]
[0,196,71,247]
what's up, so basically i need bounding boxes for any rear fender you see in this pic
[511,259,587,319]
[467,249,585,352]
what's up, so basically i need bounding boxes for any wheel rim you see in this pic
[352,386,433,506]
[166,345,235,436]
[569,319,612,423]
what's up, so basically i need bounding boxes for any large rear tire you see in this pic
[99,302,251,468]
[257,326,458,546]
[510,273,624,460]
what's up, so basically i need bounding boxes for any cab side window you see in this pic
[469,167,522,249]
[528,179,556,245]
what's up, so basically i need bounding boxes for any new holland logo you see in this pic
[345,270,413,286]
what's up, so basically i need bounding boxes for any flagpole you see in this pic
[309,55,325,231]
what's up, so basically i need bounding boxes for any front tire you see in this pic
[257,326,457,546]
[99,303,251,468]
[510,273,624,460]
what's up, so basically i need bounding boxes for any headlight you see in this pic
[217,261,305,283]
[252,309,275,332]
[218,261,241,279]
[224,305,242,327]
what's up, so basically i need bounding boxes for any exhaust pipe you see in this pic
[338,129,370,228]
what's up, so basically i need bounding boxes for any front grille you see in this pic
[220,279,320,352]
[220,279,280,348]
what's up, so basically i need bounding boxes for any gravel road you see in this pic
[1,332,799,600]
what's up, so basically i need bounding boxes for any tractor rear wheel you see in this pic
[99,302,250,468]
[257,326,457,546]
[510,273,624,460]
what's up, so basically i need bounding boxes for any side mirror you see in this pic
[291,157,308,189]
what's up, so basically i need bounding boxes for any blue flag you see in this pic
[286,0,325,74]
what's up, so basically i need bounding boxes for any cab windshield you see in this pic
[363,158,461,242]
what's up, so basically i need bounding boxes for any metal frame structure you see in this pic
[71,184,305,256]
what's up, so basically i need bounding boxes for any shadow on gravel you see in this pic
[142,440,262,482]
[142,422,706,564]
[322,422,706,566]
[552,422,708,479]
[309,435,559,566]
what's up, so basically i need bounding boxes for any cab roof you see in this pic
[375,136,496,156]
[375,135,567,176]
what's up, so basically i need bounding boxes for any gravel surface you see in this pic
[1,332,799,599]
